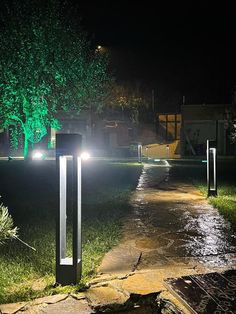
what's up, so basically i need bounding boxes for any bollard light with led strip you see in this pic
[206,139,217,197]
[55,134,82,285]
[138,144,142,163]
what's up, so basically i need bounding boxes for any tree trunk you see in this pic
[23,136,29,160]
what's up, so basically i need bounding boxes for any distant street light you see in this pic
[95,45,107,54]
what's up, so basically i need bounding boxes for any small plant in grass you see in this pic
[0,202,18,244]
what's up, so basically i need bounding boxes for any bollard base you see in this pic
[207,189,217,197]
[56,260,82,286]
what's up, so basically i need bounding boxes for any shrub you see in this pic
[0,202,18,244]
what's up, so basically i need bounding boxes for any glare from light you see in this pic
[32,151,44,160]
[164,160,171,167]
[81,152,90,160]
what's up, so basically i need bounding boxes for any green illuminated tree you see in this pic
[0,0,110,158]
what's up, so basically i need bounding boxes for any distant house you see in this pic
[154,104,236,157]
[47,110,138,156]
[181,104,235,156]
[144,113,181,159]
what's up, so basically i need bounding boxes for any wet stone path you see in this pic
[128,163,236,269]
[100,162,236,274]
[97,162,236,313]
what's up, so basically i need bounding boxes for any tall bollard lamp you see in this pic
[56,134,82,285]
[138,144,142,163]
[206,139,217,197]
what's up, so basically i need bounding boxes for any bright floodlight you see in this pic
[81,152,90,160]
[32,151,44,160]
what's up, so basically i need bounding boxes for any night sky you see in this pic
[77,0,236,111]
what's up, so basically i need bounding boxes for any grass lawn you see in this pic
[0,160,142,304]
[170,158,236,229]
[196,182,236,229]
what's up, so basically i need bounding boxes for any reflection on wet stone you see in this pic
[129,164,236,268]
[98,163,236,313]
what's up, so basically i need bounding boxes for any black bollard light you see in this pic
[138,144,142,163]
[206,139,217,197]
[56,134,82,285]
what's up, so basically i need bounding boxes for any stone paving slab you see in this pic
[123,272,163,295]
[30,294,68,306]
[85,285,130,312]
[39,297,93,314]
[98,242,142,274]
[0,302,28,314]
[18,303,48,314]
[0,294,80,314]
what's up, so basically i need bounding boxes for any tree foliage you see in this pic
[0,0,111,158]
[105,83,149,123]
[225,106,236,142]
[224,88,236,143]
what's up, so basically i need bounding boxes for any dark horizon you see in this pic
[77,0,236,110]
[1,0,235,111]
